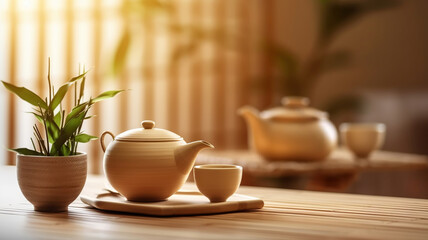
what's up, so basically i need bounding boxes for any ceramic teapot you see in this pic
[239,97,337,161]
[100,120,214,202]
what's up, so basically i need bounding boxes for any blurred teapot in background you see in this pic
[239,97,337,162]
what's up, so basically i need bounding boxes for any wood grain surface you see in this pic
[1,166,428,240]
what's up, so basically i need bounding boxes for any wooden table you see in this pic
[1,166,428,239]
[196,149,428,192]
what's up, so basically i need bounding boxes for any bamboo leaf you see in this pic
[92,90,124,103]
[60,144,71,156]
[50,69,88,111]
[54,111,61,127]
[46,119,60,144]
[75,133,98,143]
[265,44,298,79]
[51,112,86,155]
[65,102,88,124]
[318,0,399,43]
[68,70,89,83]
[78,74,86,103]
[1,81,48,109]
[49,83,72,111]
[111,30,131,76]
[29,112,43,123]
[171,42,198,63]
[264,44,300,95]
[37,108,60,144]
[9,148,43,156]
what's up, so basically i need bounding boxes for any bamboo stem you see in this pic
[61,110,65,129]
[35,126,46,154]
[33,126,47,155]
[39,104,49,155]
[30,138,37,152]
[47,57,52,104]
[74,66,78,106]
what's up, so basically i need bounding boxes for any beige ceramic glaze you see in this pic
[193,164,242,202]
[340,123,386,158]
[239,97,337,161]
[17,153,87,212]
[101,120,214,202]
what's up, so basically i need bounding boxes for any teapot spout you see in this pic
[175,141,214,174]
[238,106,268,150]
[238,106,261,125]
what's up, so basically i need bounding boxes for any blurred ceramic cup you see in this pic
[193,164,243,202]
[340,123,386,158]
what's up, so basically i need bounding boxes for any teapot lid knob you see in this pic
[281,97,309,108]
[141,120,155,129]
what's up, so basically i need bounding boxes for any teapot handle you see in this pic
[100,131,115,153]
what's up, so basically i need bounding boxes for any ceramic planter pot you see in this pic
[17,153,87,212]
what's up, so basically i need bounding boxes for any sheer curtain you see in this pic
[0,0,277,173]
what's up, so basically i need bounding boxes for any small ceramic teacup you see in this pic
[340,123,386,158]
[193,164,243,202]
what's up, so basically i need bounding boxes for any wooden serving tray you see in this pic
[80,190,264,216]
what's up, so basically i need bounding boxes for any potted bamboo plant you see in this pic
[1,59,123,212]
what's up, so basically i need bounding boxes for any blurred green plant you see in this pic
[2,59,123,156]
[271,0,399,93]
[111,0,172,76]
[266,0,399,114]
[111,0,234,76]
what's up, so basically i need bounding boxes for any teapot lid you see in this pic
[260,97,328,122]
[115,120,183,142]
